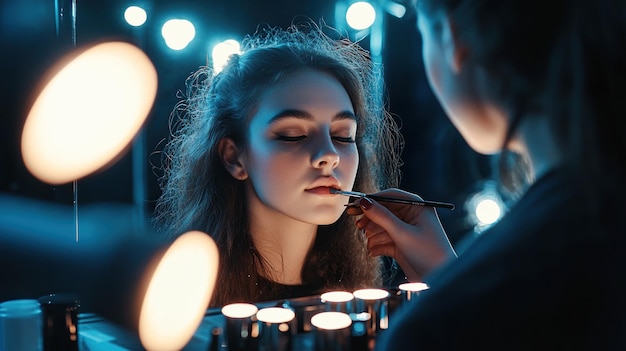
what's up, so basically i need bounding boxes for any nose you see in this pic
[311,138,340,170]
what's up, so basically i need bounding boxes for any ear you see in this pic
[218,138,248,180]
[441,15,469,73]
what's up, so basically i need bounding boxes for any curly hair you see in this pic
[154,21,403,307]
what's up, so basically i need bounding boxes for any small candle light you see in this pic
[255,307,296,351]
[398,282,429,303]
[310,312,352,351]
[352,289,390,337]
[221,303,259,351]
[320,291,355,313]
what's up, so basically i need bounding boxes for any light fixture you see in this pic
[320,291,354,313]
[221,303,259,351]
[310,311,352,350]
[398,282,429,303]
[311,311,352,330]
[352,288,389,336]
[255,307,296,350]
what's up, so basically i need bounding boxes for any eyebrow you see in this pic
[266,109,357,125]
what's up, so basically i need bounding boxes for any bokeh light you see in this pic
[475,198,502,225]
[124,6,147,27]
[346,1,376,30]
[211,39,241,74]
[161,19,196,50]
[21,41,157,185]
[138,231,219,351]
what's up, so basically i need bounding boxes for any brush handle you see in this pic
[366,195,455,210]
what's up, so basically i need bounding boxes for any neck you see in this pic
[248,196,317,285]
[512,113,564,180]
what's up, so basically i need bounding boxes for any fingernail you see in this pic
[359,197,373,210]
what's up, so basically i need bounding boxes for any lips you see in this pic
[306,186,337,195]
[307,177,341,190]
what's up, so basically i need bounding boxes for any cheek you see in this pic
[339,149,359,186]
[245,156,288,209]
[422,41,445,104]
[242,141,282,186]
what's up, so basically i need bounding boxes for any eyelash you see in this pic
[334,136,356,143]
[275,135,356,143]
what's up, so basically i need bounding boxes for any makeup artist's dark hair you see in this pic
[415,0,626,200]
[154,21,403,307]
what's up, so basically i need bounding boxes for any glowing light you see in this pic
[353,288,389,300]
[256,307,295,324]
[466,181,506,231]
[352,312,371,322]
[211,39,241,74]
[21,41,157,185]
[346,1,376,30]
[124,6,147,27]
[138,231,219,351]
[475,198,502,225]
[222,303,258,319]
[310,312,352,330]
[320,291,354,303]
[384,1,406,18]
[161,19,195,50]
[399,282,429,293]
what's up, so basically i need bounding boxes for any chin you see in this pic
[306,210,345,226]
[313,216,343,226]
[466,138,502,155]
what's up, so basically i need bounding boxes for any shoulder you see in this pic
[376,168,626,350]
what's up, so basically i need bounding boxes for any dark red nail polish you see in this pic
[359,197,373,210]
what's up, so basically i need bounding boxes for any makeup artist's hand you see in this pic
[346,188,457,282]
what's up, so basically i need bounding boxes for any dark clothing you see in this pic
[254,274,325,303]
[376,168,626,350]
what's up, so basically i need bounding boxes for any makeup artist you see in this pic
[351,0,626,349]
[153,21,404,307]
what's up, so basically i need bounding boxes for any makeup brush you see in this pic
[330,189,455,210]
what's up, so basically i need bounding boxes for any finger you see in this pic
[367,242,398,258]
[365,231,393,247]
[355,216,371,230]
[357,197,414,239]
[361,221,387,238]
[345,206,363,216]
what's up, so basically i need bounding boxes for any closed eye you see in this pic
[276,135,306,143]
[333,136,355,143]
[274,135,355,143]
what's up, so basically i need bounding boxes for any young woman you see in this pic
[352,0,626,349]
[154,23,403,307]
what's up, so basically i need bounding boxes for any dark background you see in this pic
[0,0,493,246]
